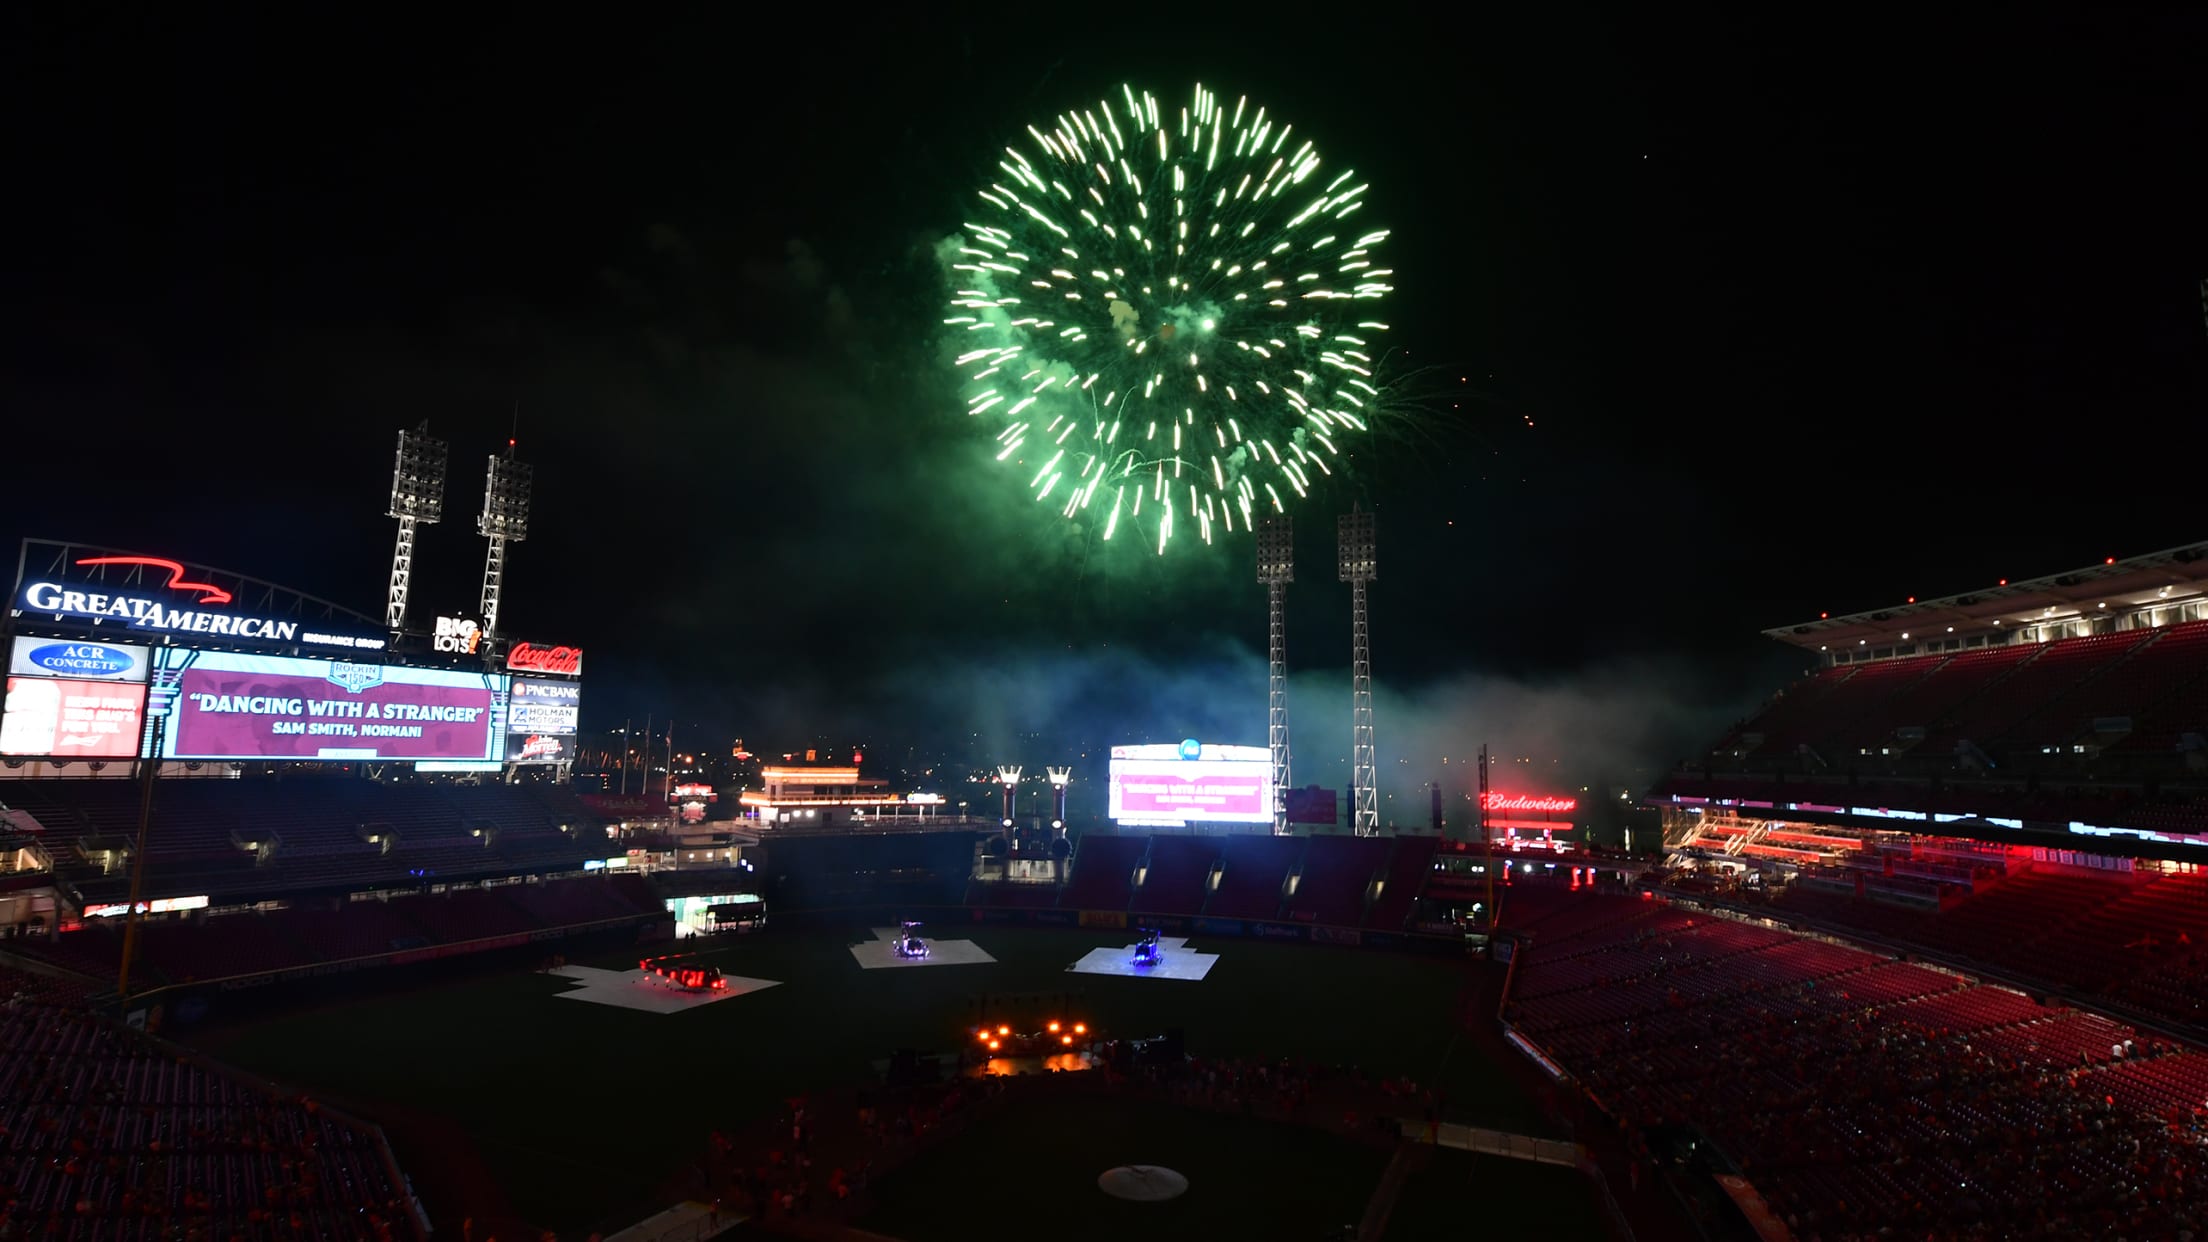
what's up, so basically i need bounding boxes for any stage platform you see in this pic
[1067,936,1219,981]
[549,964,780,1014]
[848,926,998,969]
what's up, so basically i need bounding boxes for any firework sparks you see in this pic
[946,83,1394,554]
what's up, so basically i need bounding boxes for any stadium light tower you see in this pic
[1337,507,1378,836]
[385,422,448,632]
[997,765,1022,828]
[476,441,533,639]
[1255,515,1294,835]
[1047,766,1072,830]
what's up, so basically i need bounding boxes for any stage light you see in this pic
[1073,1023,1087,1035]
[1062,1035,1074,1046]
[988,1039,1000,1051]
[998,1025,1010,1036]
[1048,1020,1061,1032]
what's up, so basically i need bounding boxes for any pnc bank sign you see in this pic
[13,557,384,651]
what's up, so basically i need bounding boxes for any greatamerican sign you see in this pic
[14,568,384,652]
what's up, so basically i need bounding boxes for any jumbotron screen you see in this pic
[1107,742,1273,826]
[158,651,506,762]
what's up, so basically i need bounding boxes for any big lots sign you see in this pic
[1480,792,1577,814]
[505,642,581,676]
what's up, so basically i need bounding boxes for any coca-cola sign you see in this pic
[506,642,581,676]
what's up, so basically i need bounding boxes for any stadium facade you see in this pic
[1655,540,2208,861]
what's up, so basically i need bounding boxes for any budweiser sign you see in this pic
[1481,792,1577,814]
[506,643,582,676]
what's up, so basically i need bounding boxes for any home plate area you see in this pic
[1068,937,1219,981]
[848,927,997,969]
[548,964,780,1014]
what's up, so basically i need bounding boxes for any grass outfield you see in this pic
[860,1092,1386,1242]
[186,926,1548,1236]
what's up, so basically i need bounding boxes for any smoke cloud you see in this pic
[839,640,1763,822]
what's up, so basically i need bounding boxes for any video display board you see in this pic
[1107,742,1273,826]
[0,676,147,758]
[508,678,580,735]
[157,650,506,762]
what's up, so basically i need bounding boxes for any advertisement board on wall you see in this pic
[506,642,581,677]
[508,678,580,735]
[8,638,151,682]
[506,732,575,764]
[14,559,384,651]
[0,676,147,758]
[1106,742,1274,826]
[157,650,505,762]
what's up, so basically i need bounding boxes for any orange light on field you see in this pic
[987,1039,1000,1051]
[997,1024,1010,1036]
[1073,1023,1087,1035]
[1061,1034,1074,1046]
[975,1030,990,1042]
[1047,1020,1061,1033]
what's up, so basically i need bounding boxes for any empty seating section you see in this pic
[1282,835,1389,926]
[1827,644,2035,753]
[1130,836,1222,916]
[1204,836,1302,920]
[2119,620,2208,751]
[2002,619,2208,747]
[1729,666,1854,752]
[22,875,664,987]
[1766,653,1938,753]
[0,963,415,1236]
[1758,864,2208,1030]
[1,779,616,902]
[1501,885,2208,1241]
[1364,836,1438,930]
[1925,632,2146,748]
[1058,835,1146,910]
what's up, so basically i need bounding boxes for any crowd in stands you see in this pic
[19,873,661,989]
[0,964,419,1239]
[1661,860,2208,1035]
[1500,881,2208,1241]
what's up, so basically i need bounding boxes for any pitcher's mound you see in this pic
[1098,1165,1189,1202]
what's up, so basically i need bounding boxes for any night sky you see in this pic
[6,11,2206,791]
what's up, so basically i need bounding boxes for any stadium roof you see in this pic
[1765,539,2208,653]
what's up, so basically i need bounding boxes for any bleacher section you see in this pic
[1056,835,1146,911]
[1282,835,1390,925]
[1501,884,2208,1242]
[1129,835,1222,917]
[0,779,618,904]
[1203,836,1303,920]
[758,830,979,911]
[18,874,662,988]
[1364,836,1439,931]
[1677,616,2208,843]
[1754,864,2208,1033]
[958,832,1454,931]
[0,963,419,1237]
